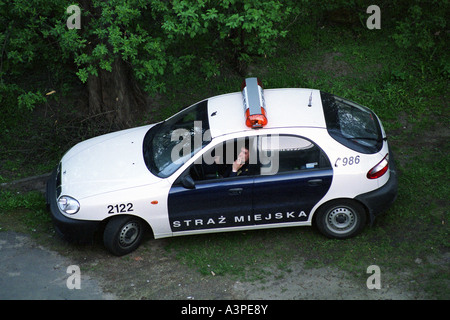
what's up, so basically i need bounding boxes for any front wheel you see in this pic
[103,216,144,256]
[315,200,367,239]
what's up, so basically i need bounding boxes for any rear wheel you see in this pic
[315,200,367,239]
[103,216,144,256]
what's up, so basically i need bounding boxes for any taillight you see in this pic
[367,153,389,179]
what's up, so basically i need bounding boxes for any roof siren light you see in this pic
[241,77,268,128]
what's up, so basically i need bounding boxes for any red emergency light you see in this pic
[241,77,267,128]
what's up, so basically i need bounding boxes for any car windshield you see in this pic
[143,100,211,177]
[320,91,383,154]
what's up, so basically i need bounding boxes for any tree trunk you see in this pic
[79,0,145,129]
[87,57,145,129]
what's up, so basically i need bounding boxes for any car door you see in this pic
[252,135,333,225]
[167,137,256,233]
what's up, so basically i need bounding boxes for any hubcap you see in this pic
[325,206,357,234]
[119,222,140,248]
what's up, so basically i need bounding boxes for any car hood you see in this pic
[60,124,162,200]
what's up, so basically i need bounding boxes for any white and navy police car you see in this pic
[47,78,397,256]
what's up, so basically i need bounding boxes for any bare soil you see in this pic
[1,226,431,300]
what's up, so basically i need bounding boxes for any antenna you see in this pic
[308,91,313,107]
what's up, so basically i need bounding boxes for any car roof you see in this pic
[207,88,326,139]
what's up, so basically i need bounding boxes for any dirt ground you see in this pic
[0,228,429,300]
[91,240,425,300]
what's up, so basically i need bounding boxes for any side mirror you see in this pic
[180,175,195,189]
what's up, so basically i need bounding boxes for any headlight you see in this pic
[57,196,80,215]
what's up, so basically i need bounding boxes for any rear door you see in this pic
[252,135,333,225]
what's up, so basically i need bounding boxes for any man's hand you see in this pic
[232,156,245,172]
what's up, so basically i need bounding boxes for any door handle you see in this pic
[307,179,323,186]
[228,188,243,196]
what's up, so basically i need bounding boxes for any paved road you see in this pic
[0,231,114,300]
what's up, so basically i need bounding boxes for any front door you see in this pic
[167,137,256,233]
[168,176,254,232]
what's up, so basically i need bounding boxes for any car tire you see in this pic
[315,200,367,239]
[103,216,144,256]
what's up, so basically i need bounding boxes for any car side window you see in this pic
[188,136,258,181]
[259,135,330,175]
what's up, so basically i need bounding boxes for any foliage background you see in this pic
[1,0,448,128]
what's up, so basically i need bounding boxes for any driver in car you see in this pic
[224,145,250,177]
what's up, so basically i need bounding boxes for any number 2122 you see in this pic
[107,203,133,214]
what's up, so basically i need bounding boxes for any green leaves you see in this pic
[392,0,448,57]
[4,0,446,117]
[17,91,46,111]
[0,0,297,99]
[67,0,295,89]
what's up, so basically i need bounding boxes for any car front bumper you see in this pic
[46,168,100,244]
[355,150,398,224]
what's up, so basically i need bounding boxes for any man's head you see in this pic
[237,146,249,164]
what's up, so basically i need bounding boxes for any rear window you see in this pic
[320,91,383,154]
[259,135,331,174]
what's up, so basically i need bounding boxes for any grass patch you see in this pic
[0,190,51,233]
